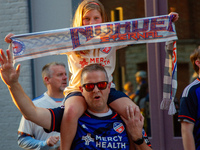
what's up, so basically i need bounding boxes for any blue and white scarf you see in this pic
[160,41,177,115]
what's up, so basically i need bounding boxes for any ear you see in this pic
[44,76,50,84]
[79,86,83,92]
[108,82,111,89]
[195,60,200,68]
[108,82,111,94]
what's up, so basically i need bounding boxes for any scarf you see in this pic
[160,41,177,115]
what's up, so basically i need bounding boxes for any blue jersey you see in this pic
[71,111,129,149]
[178,78,200,149]
[47,107,151,149]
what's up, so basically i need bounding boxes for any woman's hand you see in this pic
[4,33,14,43]
[169,12,179,22]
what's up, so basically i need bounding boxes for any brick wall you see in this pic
[0,0,32,149]
[168,0,200,41]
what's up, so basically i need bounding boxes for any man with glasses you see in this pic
[0,49,152,149]
[48,64,152,149]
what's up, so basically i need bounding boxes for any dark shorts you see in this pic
[64,88,129,104]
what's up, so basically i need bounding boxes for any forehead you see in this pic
[50,65,65,72]
[83,9,101,17]
[82,70,106,83]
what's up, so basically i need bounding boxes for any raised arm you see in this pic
[0,49,51,130]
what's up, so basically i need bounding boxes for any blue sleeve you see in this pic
[17,134,53,150]
[178,86,199,123]
[44,107,64,133]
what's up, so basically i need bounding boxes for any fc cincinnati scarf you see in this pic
[9,15,178,114]
[160,41,177,115]
[10,15,177,63]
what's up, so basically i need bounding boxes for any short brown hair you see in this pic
[81,64,108,84]
[190,48,200,73]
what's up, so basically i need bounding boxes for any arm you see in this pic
[0,49,51,130]
[181,121,195,150]
[18,134,60,150]
[121,106,152,150]
[18,116,60,150]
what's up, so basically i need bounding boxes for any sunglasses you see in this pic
[82,81,108,92]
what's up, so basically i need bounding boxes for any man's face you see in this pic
[47,65,67,92]
[136,76,142,84]
[80,70,111,113]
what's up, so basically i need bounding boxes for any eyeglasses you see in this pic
[82,81,108,92]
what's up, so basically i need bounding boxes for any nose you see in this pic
[63,74,67,80]
[92,85,100,92]
[90,18,96,25]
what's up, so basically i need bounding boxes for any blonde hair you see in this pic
[73,0,108,27]
[73,0,108,56]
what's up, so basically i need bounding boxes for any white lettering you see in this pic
[95,135,123,142]
[107,142,112,148]
[113,136,118,141]
[113,142,117,148]
[95,142,127,149]
[96,135,101,140]
[102,142,106,148]
[121,142,126,148]
[102,137,107,141]
[118,136,122,141]
[96,141,101,147]
[107,137,113,141]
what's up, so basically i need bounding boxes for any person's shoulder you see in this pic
[32,94,45,101]
[32,93,48,106]
[182,79,200,97]
[183,78,200,95]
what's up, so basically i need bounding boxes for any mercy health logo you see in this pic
[12,40,25,56]
[82,133,94,145]
[81,133,127,149]
[113,122,125,133]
